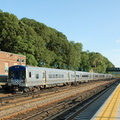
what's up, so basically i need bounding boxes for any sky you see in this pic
[0,0,120,67]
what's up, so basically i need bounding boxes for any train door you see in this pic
[80,73,82,82]
[42,71,46,85]
[67,72,70,83]
[74,71,76,82]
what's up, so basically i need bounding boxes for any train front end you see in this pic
[7,65,26,92]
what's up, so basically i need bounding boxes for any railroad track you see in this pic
[51,80,119,120]
[5,79,117,120]
[0,85,75,106]
[0,80,104,106]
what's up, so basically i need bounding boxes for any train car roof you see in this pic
[9,65,112,75]
[26,65,72,72]
[9,65,72,72]
[9,65,26,69]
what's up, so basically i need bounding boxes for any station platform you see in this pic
[91,84,120,120]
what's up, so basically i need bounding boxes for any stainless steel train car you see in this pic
[3,65,113,92]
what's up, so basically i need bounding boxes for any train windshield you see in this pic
[9,68,26,80]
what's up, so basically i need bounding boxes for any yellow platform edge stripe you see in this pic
[91,84,120,120]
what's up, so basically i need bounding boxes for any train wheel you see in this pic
[24,88,29,93]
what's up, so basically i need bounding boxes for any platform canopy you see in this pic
[106,68,120,72]
[106,68,120,76]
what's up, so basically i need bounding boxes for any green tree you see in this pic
[0,12,20,51]
[0,12,38,66]
[67,41,82,70]
[88,52,114,73]
[0,11,115,70]
[80,52,91,71]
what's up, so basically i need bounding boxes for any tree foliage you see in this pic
[0,11,114,72]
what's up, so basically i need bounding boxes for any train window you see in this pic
[16,71,19,78]
[29,72,31,78]
[36,74,39,79]
[56,74,58,78]
[49,74,52,78]
[62,75,64,78]
[82,75,88,77]
[21,70,26,79]
[76,75,79,77]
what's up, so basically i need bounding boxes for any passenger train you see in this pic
[3,65,113,92]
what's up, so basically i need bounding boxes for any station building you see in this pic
[0,51,26,75]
